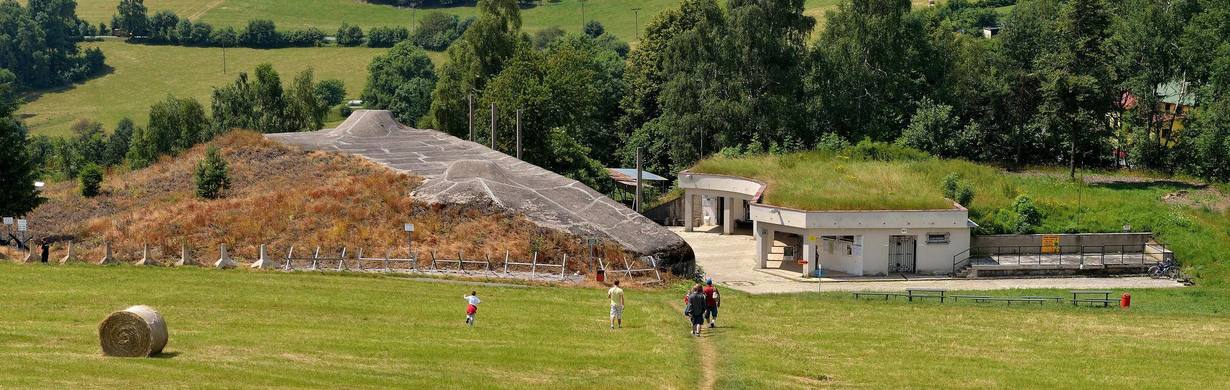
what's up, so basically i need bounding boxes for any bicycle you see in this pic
[1148,258,1179,279]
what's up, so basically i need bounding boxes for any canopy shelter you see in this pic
[607,168,668,210]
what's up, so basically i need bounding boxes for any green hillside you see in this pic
[17,41,398,137]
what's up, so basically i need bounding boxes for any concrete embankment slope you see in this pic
[267,110,693,271]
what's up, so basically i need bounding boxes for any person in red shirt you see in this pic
[703,278,720,328]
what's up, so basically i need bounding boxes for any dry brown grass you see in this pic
[27,131,632,271]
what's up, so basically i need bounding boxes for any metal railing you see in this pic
[954,242,1170,273]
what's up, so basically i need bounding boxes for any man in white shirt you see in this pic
[608,280,625,329]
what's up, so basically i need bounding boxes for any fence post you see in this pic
[459,251,465,273]
[283,245,294,271]
[531,252,537,276]
[337,247,347,271]
[623,256,634,278]
[309,246,320,270]
[431,250,437,271]
[504,251,510,274]
[356,248,365,271]
[650,256,662,283]
[485,254,491,272]
[561,254,568,277]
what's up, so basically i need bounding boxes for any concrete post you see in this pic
[754,221,772,269]
[135,244,159,266]
[722,197,734,235]
[59,241,77,264]
[214,244,236,269]
[250,244,276,269]
[97,241,118,265]
[802,237,817,278]
[683,192,694,232]
[175,244,197,266]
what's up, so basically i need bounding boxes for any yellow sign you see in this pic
[1041,235,1060,254]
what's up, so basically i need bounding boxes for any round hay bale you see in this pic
[98,305,168,357]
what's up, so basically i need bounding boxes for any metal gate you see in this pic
[889,235,917,273]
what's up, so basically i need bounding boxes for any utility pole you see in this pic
[467,94,474,142]
[635,147,644,213]
[580,0,586,31]
[632,8,642,41]
[222,44,227,75]
[516,109,522,160]
[490,103,496,150]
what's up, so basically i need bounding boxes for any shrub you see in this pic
[315,79,346,106]
[956,185,975,208]
[367,26,410,48]
[846,139,931,161]
[80,163,103,197]
[240,19,281,48]
[194,145,230,199]
[583,20,605,38]
[942,173,960,200]
[816,132,850,153]
[1012,195,1041,228]
[336,22,365,47]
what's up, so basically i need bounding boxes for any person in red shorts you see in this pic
[463,291,481,327]
[703,278,721,328]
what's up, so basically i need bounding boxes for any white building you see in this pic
[678,172,975,277]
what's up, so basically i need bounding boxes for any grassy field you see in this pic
[17,41,394,137]
[1,264,1228,388]
[692,149,1230,284]
[55,0,934,41]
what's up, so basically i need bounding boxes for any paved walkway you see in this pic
[671,227,1186,294]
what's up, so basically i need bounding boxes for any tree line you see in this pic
[365,0,1230,186]
[23,65,346,183]
[108,0,472,50]
[0,0,106,90]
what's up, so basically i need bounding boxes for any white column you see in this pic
[722,197,734,235]
[802,237,817,278]
[683,192,694,232]
[754,221,772,269]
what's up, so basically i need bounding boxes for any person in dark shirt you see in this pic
[686,285,707,336]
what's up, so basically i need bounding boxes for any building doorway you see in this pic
[889,235,917,273]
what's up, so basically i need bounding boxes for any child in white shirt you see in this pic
[463,291,481,327]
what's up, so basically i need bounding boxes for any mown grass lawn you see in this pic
[2,264,1229,388]
[18,41,394,137]
[716,288,1230,389]
[0,264,696,389]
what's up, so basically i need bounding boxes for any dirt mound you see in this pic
[24,131,631,268]
[267,110,694,272]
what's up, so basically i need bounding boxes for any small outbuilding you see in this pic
[678,171,974,277]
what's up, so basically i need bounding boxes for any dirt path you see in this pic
[670,301,717,390]
[187,0,225,20]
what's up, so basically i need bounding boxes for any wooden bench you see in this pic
[852,292,908,300]
[951,295,1046,305]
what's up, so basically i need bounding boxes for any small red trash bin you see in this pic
[1120,293,1131,309]
[596,269,605,283]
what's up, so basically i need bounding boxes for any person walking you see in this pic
[463,291,481,327]
[703,278,720,328]
[687,285,707,336]
[608,280,625,329]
